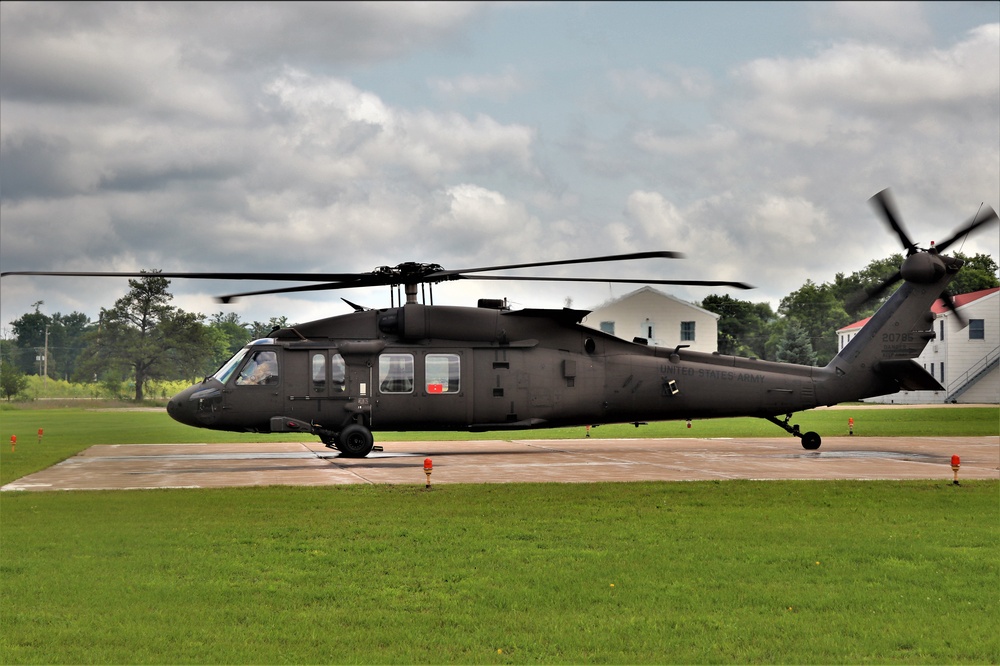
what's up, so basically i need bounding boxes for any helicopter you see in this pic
[2,189,996,457]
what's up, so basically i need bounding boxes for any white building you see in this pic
[581,286,719,353]
[836,287,999,404]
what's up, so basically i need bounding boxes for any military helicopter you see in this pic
[3,189,996,457]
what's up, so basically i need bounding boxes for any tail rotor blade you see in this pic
[934,205,999,254]
[846,270,903,312]
[940,291,967,329]
[869,189,918,256]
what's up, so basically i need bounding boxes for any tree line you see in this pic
[1,273,287,401]
[1,254,997,401]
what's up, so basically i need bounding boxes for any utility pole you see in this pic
[43,324,49,391]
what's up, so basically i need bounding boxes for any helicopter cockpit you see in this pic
[212,338,277,385]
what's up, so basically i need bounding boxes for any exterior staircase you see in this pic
[946,345,1000,403]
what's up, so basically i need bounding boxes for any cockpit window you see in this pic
[213,348,250,384]
[236,350,279,386]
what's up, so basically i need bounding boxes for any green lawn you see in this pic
[2,481,997,664]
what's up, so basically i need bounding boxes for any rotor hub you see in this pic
[899,252,946,284]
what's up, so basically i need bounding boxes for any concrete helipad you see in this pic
[2,436,997,491]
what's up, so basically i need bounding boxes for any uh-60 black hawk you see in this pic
[3,189,996,457]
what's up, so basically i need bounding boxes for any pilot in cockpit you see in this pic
[237,351,278,385]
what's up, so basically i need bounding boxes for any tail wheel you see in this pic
[801,431,822,450]
[337,423,375,458]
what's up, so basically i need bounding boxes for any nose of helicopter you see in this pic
[167,382,222,428]
[166,385,197,426]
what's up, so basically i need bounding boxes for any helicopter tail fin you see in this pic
[825,268,954,401]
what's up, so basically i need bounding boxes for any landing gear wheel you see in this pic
[337,423,375,458]
[801,431,822,450]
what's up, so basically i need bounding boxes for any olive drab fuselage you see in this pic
[166,251,960,456]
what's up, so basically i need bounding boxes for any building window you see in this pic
[969,319,985,340]
[600,321,615,335]
[680,321,695,342]
[940,362,945,383]
[939,319,945,342]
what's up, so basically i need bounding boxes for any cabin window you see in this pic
[311,354,326,391]
[600,321,615,335]
[235,350,279,386]
[425,354,460,394]
[969,319,985,340]
[379,353,414,393]
[331,353,346,392]
[680,321,695,342]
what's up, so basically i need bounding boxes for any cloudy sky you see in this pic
[2,1,998,333]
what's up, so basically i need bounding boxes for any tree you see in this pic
[210,312,252,356]
[699,295,775,359]
[947,252,999,296]
[775,319,818,366]
[249,317,289,340]
[76,272,211,400]
[9,304,94,379]
[778,280,850,365]
[832,254,905,319]
[202,312,253,375]
[0,359,30,401]
[9,301,49,375]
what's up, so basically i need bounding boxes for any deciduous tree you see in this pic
[76,272,210,400]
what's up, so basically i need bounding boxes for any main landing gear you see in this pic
[319,422,379,458]
[764,414,822,450]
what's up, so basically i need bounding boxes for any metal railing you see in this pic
[946,344,1000,402]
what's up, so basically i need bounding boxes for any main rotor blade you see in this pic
[217,280,371,303]
[461,275,753,289]
[428,251,684,279]
[933,205,999,253]
[869,189,918,256]
[216,274,753,303]
[0,270,366,282]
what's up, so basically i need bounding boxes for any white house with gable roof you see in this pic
[581,286,719,353]
[836,287,999,404]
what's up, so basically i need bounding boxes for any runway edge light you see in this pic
[424,458,433,489]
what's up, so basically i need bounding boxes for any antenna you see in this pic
[957,202,985,254]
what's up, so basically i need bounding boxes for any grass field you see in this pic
[1,405,998,664]
[2,481,997,664]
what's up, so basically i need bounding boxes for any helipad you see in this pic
[2,436,997,491]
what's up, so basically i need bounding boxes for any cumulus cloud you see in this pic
[729,24,1000,145]
[264,69,536,186]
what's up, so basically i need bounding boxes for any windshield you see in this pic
[213,347,250,384]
